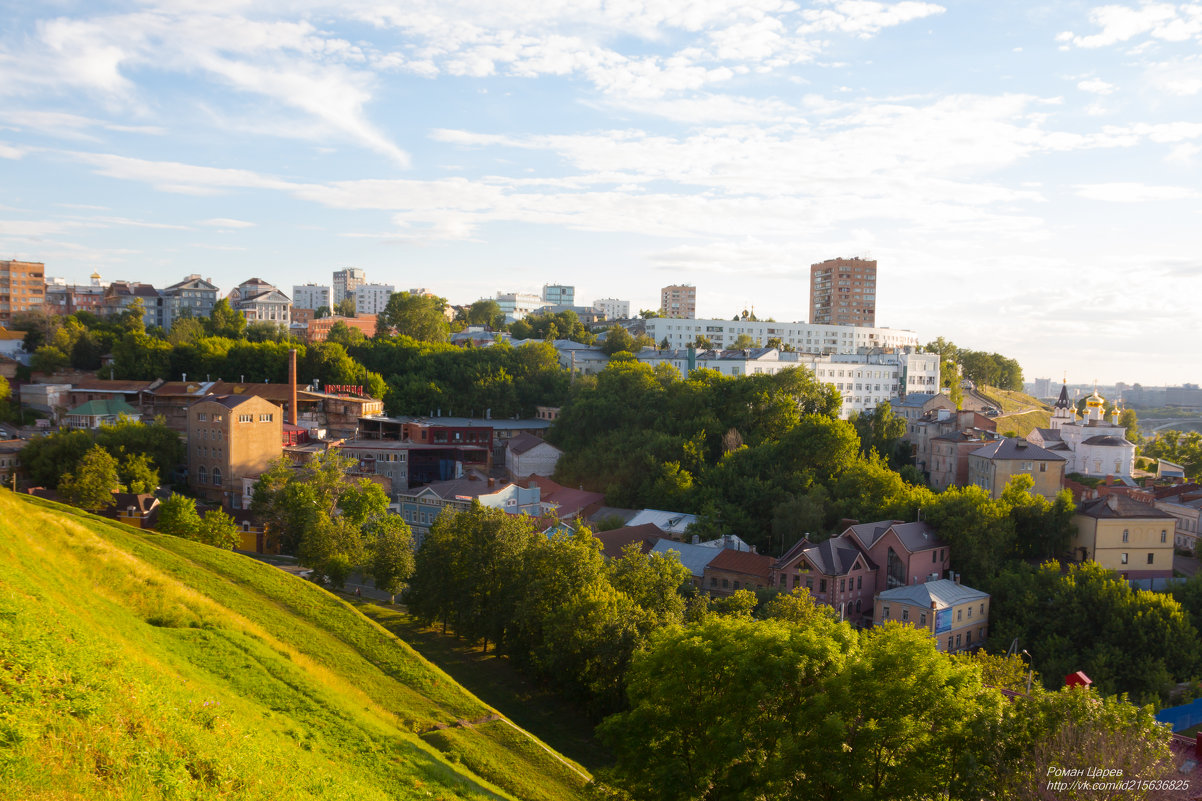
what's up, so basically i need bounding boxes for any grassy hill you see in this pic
[0,492,590,801]
[974,386,1051,437]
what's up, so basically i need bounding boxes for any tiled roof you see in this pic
[892,392,940,408]
[705,549,774,579]
[1032,427,1062,442]
[844,520,897,550]
[878,578,988,609]
[889,521,944,553]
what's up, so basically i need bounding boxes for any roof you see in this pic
[970,437,1066,462]
[878,578,988,609]
[705,549,774,579]
[424,472,514,501]
[67,378,157,393]
[1080,435,1132,447]
[68,398,139,417]
[804,537,866,577]
[0,329,26,340]
[379,415,553,431]
[1054,382,1072,409]
[627,508,699,535]
[843,520,897,550]
[593,524,661,558]
[507,432,559,456]
[889,521,945,552]
[891,392,941,408]
[195,394,258,410]
[649,539,722,578]
[1077,494,1175,520]
[110,493,159,514]
[589,506,640,526]
[525,475,603,518]
[1032,427,1062,442]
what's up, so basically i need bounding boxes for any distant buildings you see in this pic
[542,284,574,307]
[593,298,631,320]
[1027,384,1135,478]
[187,394,283,506]
[0,260,45,324]
[332,267,366,305]
[103,281,166,329]
[45,273,105,317]
[643,317,919,353]
[809,257,876,327]
[293,283,331,311]
[162,275,218,327]
[229,278,291,326]
[353,283,395,316]
[660,284,696,319]
[495,291,541,321]
[307,314,377,342]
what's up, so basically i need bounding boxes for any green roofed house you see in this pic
[64,398,140,429]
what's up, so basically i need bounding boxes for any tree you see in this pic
[367,515,415,603]
[207,298,246,339]
[31,345,69,374]
[58,445,120,512]
[334,297,356,317]
[376,292,450,342]
[600,324,635,356]
[314,305,331,319]
[466,299,505,329]
[1119,408,1140,444]
[156,494,202,539]
[689,335,713,349]
[119,452,159,494]
[730,333,757,349]
[197,508,241,550]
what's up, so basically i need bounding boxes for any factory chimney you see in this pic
[288,349,298,426]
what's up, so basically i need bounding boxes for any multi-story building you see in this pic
[229,278,291,326]
[1027,385,1135,478]
[773,519,950,626]
[162,275,218,329]
[1154,486,1202,554]
[187,395,283,506]
[809,257,876,326]
[395,472,545,541]
[0,260,45,324]
[333,268,366,305]
[928,429,1000,491]
[495,291,541,321]
[967,438,1067,500]
[643,317,919,354]
[353,283,395,316]
[874,578,990,653]
[306,314,378,342]
[1071,494,1176,580]
[660,284,696,319]
[292,284,331,311]
[44,273,106,316]
[593,298,631,320]
[103,281,167,329]
[542,284,574,307]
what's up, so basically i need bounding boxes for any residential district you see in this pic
[4,254,1202,780]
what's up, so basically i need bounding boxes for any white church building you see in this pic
[1027,384,1136,478]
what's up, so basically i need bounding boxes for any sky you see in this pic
[1,0,1200,386]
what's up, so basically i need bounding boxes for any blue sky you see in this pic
[2,0,1201,385]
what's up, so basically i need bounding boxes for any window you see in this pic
[932,550,937,563]
[902,608,909,621]
[882,605,890,619]
[980,603,985,614]
[920,613,927,626]
[856,576,862,590]
[968,607,973,618]
[966,630,972,645]
[1162,530,1168,543]
[956,634,961,649]
[239,414,252,423]
[721,579,729,589]
[840,579,846,593]
[710,577,717,587]
[197,465,207,484]
[1121,553,1128,564]
[1122,529,1129,543]
[957,608,962,621]
[197,413,207,422]
[947,637,953,651]
[1147,553,1154,565]
[1039,463,1047,473]
[212,467,222,486]
[259,413,273,422]
[819,579,827,593]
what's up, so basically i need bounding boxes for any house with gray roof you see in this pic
[968,437,1066,500]
[874,577,990,653]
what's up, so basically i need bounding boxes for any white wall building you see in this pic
[333,268,365,305]
[643,317,919,354]
[1027,385,1136,478]
[495,291,541,322]
[354,283,396,315]
[292,284,331,311]
[593,298,631,320]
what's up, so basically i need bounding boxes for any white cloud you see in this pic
[1078,78,1117,94]
[0,142,24,159]
[799,1,946,38]
[1059,3,1202,48]
[201,217,256,228]
[1075,182,1201,201]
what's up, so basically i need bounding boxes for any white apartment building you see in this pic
[354,283,396,315]
[636,349,939,419]
[643,317,920,354]
[292,284,331,311]
[495,291,541,321]
[593,298,631,320]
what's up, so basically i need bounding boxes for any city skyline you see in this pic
[2,1,1201,384]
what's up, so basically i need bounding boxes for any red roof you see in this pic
[705,549,774,580]
[593,524,661,558]
[526,475,604,519]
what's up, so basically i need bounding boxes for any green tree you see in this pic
[376,292,450,342]
[58,445,120,512]
[730,333,757,349]
[207,298,246,339]
[31,345,69,374]
[334,297,356,317]
[196,507,241,550]
[367,515,415,603]
[119,452,159,494]
[1119,407,1140,444]
[156,493,202,539]
[600,324,635,356]
[13,310,62,353]
[466,299,505,329]
[690,335,713,349]
[314,305,331,319]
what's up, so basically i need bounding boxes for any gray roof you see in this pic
[804,537,867,576]
[507,432,559,456]
[878,578,988,609]
[1032,427,1062,442]
[649,539,722,578]
[970,437,1065,462]
[892,392,940,408]
[382,415,553,431]
[1078,494,1173,520]
[628,508,699,535]
[845,520,943,553]
[1081,435,1132,447]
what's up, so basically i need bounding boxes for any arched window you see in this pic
[197,465,207,485]
[212,467,222,486]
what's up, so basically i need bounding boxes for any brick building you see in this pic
[187,395,283,505]
[809,257,876,326]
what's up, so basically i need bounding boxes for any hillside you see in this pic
[973,385,1052,437]
[0,492,590,801]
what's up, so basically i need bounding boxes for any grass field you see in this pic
[358,605,607,773]
[0,491,590,801]
[992,409,1053,437]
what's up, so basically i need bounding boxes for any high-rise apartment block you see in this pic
[0,259,45,324]
[542,284,574,307]
[593,298,631,320]
[660,284,696,319]
[809,258,876,326]
[293,284,331,311]
[333,268,366,305]
[354,283,396,316]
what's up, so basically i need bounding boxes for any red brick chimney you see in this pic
[288,349,298,426]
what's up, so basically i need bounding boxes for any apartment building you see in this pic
[809,257,876,326]
[0,260,45,324]
[353,283,395,315]
[293,283,331,311]
[643,317,919,354]
[333,267,366,305]
[593,298,631,320]
[542,284,574,307]
[660,284,696,319]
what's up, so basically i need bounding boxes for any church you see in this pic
[1026,383,1136,478]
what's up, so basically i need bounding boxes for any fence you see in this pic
[1157,698,1202,732]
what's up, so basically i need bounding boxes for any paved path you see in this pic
[1176,553,1200,579]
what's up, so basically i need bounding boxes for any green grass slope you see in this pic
[975,386,1051,436]
[0,492,590,801]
